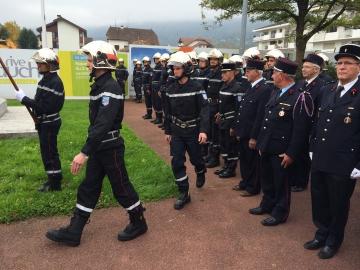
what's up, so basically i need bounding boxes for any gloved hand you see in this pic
[15,89,26,102]
[350,168,360,179]
[309,152,313,160]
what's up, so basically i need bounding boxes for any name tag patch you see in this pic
[102,96,110,106]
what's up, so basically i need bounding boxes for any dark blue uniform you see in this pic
[151,62,163,113]
[263,69,278,91]
[159,66,170,115]
[235,71,251,93]
[133,66,143,101]
[310,79,360,250]
[142,65,153,118]
[235,78,271,194]
[22,72,64,190]
[318,70,334,84]
[115,65,129,94]
[291,76,323,190]
[256,84,313,222]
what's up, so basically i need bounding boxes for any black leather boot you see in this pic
[38,179,62,192]
[205,156,220,168]
[196,172,206,188]
[214,165,228,175]
[219,168,236,178]
[158,123,164,128]
[143,112,152,119]
[204,154,212,163]
[153,113,163,124]
[118,209,148,241]
[46,208,89,247]
[174,191,191,210]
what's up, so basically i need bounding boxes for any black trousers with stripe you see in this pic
[259,152,292,222]
[77,139,141,214]
[219,128,238,170]
[37,120,62,189]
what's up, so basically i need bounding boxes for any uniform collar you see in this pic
[40,72,57,83]
[93,71,112,87]
[251,77,264,88]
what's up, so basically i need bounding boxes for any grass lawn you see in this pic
[0,100,177,224]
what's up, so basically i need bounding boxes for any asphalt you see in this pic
[1,99,360,270]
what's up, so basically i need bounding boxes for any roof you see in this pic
[179,37,214,47]
[106,26,159,45]
[36,15,87,35]
[253,22,290,31]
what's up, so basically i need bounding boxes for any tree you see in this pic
[200,0,360,78]
[18,28,38,49]
[0,25,10,40]
[4,21,20,44]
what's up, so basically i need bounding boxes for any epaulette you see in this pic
[324,80,337,86]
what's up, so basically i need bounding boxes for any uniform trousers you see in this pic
[219,128,238,170]
[259,152,292,222]
[291,142,311,188]
[311,169,357,250]
[208,114,220,157]
[134,81,142,99]
[143,87,152,115]
[118,81,125,95]
[76,140,141,214]
[239,138,261,194]
[151,84,162,112]
[160,89,166,113]
[37,120,62,188]
[170,135,206,192]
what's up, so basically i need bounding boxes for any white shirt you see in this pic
[338,77,359,97]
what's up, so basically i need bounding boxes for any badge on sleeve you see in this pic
[102,96,110,106]
[238,96,242,102]
[202,93,208,100]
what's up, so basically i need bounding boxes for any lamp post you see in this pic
[239,0,248,55]
[40,0,47,48]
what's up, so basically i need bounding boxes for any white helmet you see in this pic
[136,60,142,65]
[159,53,170,62]
[187,51,197,59]
[317,53,330,70]
[243,47,261,60]
[223,58,230,63]
[229,55,243,69]
[142,56,151,64]
[167,52,193,78]
[133,58,138,62]
[208,49,224,65]
[78,40,117,70]
[264,49,284,60]
[118,58,124,62]
[153,52,162,59]
[30,48,60,71]
[196,51,208,61]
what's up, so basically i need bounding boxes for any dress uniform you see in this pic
[318,70,334,84]
[234,59,271,196]
[151,53,163,124]
[291,54,324,192]
[133,61,143,103]
[251,58,313,226]
[141,56,153,119]
[45,41,147,247]
[164,52,209,210]
[215,63,242,178]
[205,49,224,168]
[115,59,129,94]
[16,48,64,192]
[305,44,360,259]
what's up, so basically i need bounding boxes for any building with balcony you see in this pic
[36,15,91,51]
[178,37,214,48]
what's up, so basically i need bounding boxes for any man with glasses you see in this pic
[305,44,360,259]
[249,58,313,226]
[291,54,324,192]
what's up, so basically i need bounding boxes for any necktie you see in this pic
[334,85,344,102]
[276,89,282,100]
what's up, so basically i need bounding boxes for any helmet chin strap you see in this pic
[89,68,96,82]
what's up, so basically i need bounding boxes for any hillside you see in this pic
[87,18,269,49]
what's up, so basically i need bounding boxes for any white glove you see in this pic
[350,168,360,179]
[309,152,313,160]
[15,89,26,102]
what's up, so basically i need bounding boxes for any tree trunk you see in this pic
[295,36,308,82]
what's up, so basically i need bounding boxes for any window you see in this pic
[271,30,276,38]
[52,32,58,39]
[270,41,276,45]
[279,29,283,33]
[114,45,119,50]
[52,41,58,48]
[326,27,337,33]
[79,42,83,47]
[79,33,83,37]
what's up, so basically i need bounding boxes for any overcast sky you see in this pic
[2,0,229,29]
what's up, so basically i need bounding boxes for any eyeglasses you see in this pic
[302,65,315,69]
[335,61,360,67]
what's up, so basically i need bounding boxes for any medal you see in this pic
[279,110,285,117]
[344,116,351,124]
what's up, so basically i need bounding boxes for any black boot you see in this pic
[196,172,206,188]
[204,154,212,163]
[158,123,164,128]
[38,179,62,192]
[153,113,163,124]
[150,113,158,123]
[205,156,220,168]
[143,112,152,119]
[174,190,191,210]
[118,209,148,241]
[135,99,142,103]
[219,168,236,178]
[214,165,228,175]
[46,209,89,247]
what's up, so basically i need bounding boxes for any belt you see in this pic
[37,112,60,123]
[219,111,235,120]
[143,84,149,87]
[152,81,160,84]
[135,78,141,81]
[102,130,120,143]
[207,98,219,103]
[169,115,200,128]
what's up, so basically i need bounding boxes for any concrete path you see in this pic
[0,100,359,269]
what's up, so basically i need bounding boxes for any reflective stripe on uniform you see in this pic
[175,175,188,182]
[90,91,124,101]
[125,200,141,211]
[46,169,62,174]
[219,91,240,96]
[208,79,222,82]
[76,203,93,213]
[38,85,64,96]
[166,90,206,98]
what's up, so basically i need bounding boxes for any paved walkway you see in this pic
[1,100,359,269]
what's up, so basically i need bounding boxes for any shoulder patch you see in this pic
[102,96,110,106]
[238,96,242,102]
[202,93,208,100]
